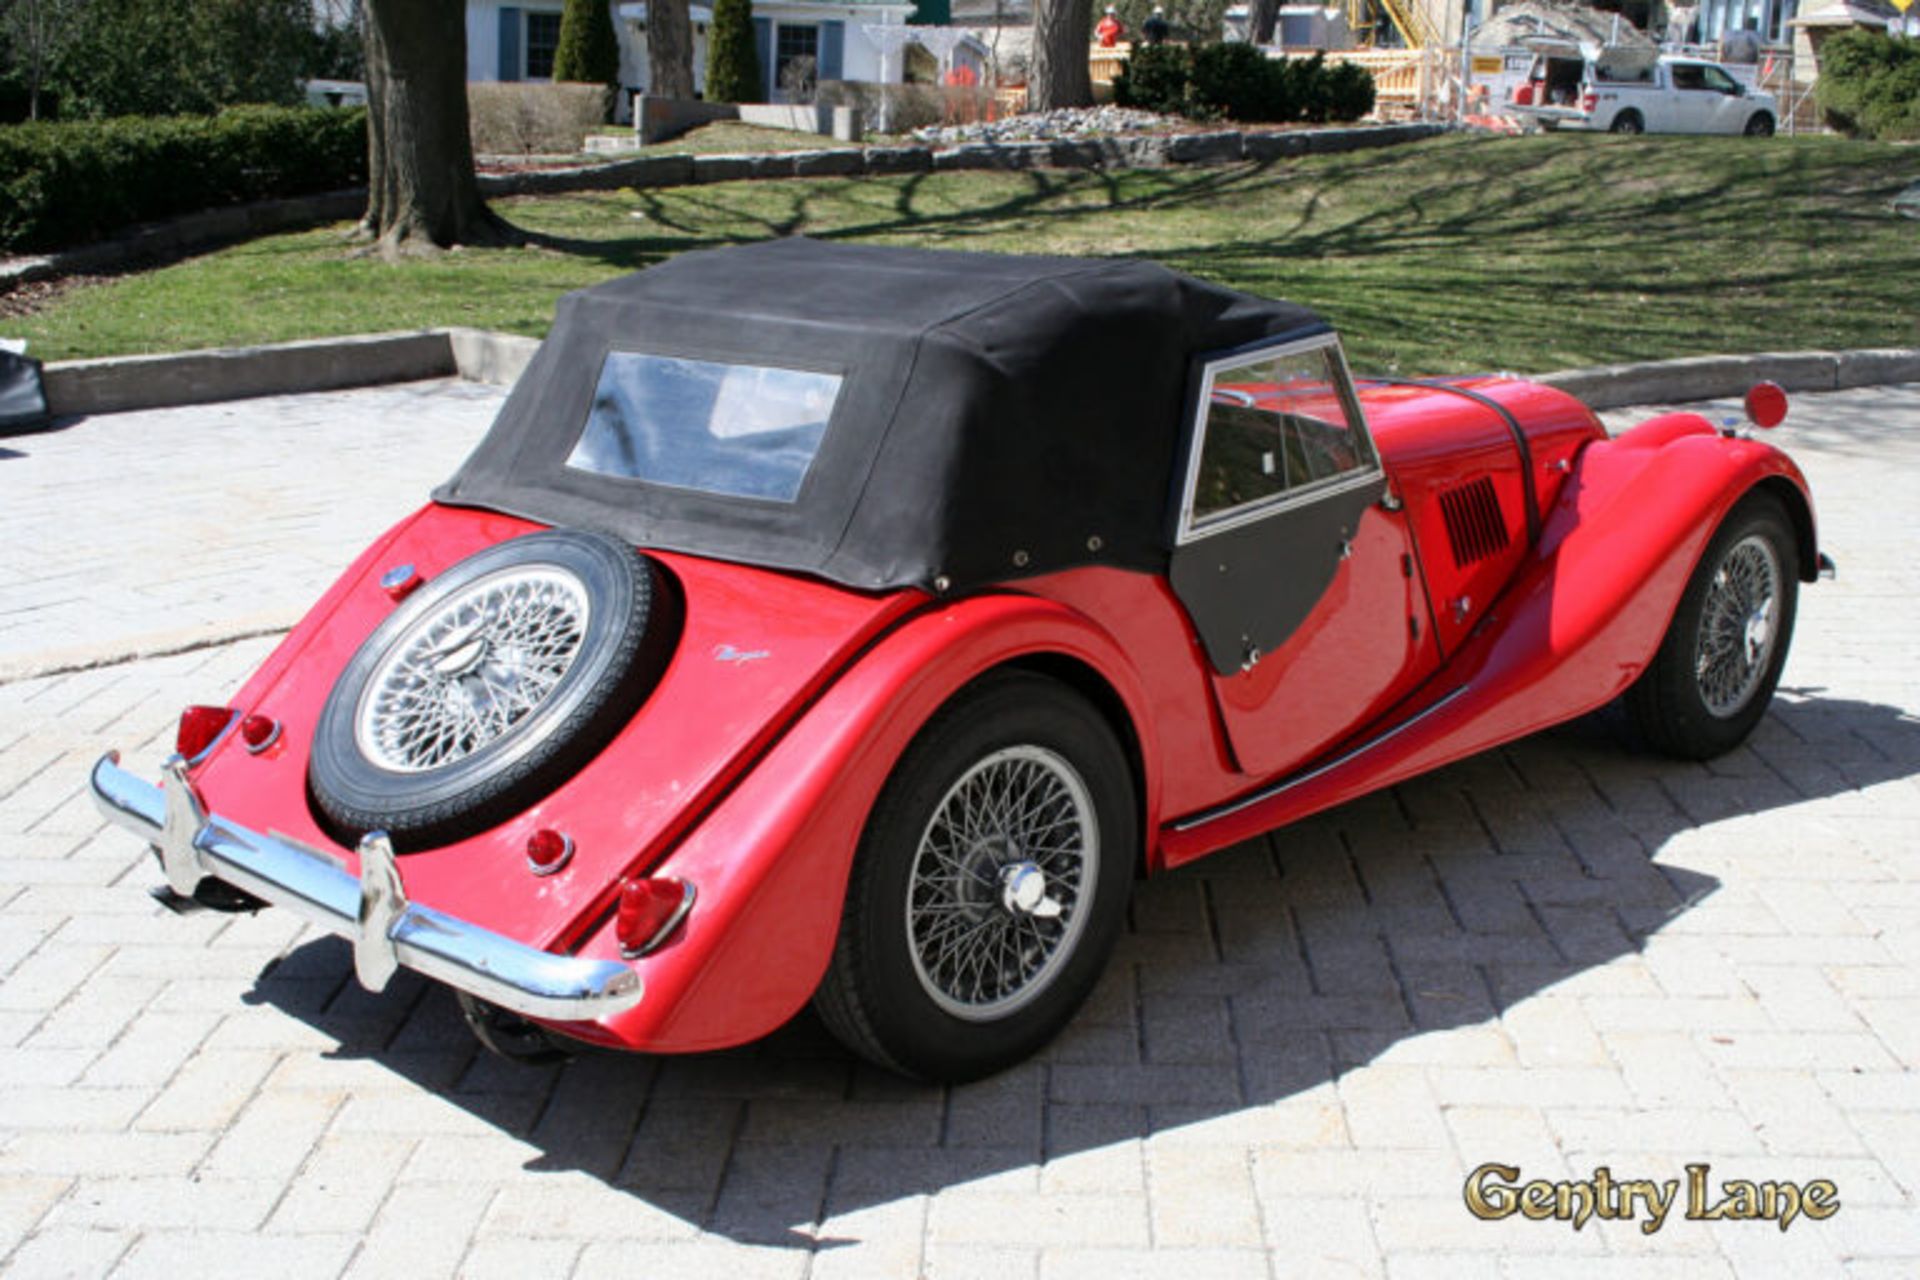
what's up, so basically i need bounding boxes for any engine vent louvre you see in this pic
[1439,476,1509,568]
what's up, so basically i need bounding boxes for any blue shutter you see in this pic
[498,7,522,80]
[752,17,773,100]
[819,21,844,81]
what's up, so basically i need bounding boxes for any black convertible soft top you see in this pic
[437,238,1326,592]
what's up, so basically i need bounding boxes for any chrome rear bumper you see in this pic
[89,751,642,1023]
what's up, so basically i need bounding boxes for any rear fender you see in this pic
[561,593,1158,1053]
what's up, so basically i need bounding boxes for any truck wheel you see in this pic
[1744,112,1775,137]
[1609,111,1644,135]
[813,673,1136,1082]
[1626,493,1799,761]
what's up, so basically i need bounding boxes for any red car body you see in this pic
[91,241,1820,1076]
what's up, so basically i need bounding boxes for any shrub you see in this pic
[1117,42,1372,124]
[1190,41,1291,121]
[48,0,311,119]
[1113,43,1193,115]
[0,105,366,254]
[468,82,612,155]
[1322,60,1377,123]
[554,0,622,90]
[1817,29,1920,141]
[706,0,763,104]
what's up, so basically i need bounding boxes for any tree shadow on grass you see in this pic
[500,134,1918,374]
[242,689,1919,1250]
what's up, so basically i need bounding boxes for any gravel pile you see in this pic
[912,106,1175,146]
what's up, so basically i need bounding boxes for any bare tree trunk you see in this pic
[360,0,518,257]
[1249,0,1279,44]
[648,0,696,99]
[1028,0,1093,110]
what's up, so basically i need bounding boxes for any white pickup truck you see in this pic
[1508,45,1778,137]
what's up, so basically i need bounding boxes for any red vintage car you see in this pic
[91,239,1828,1081]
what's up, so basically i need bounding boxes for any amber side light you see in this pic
[176,706,236,761]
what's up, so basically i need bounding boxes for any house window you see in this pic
[526,10,563,79]
[776,23,819,97]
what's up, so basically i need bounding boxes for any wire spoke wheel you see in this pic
[905,745,1097,1021]
[311,528,678,850]
[1692,534,1781,719]
[355,566,591,773]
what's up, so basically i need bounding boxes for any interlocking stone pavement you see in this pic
[0,382,1916,1279]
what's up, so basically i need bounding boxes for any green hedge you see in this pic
[0,105,367,254]
[1816,29,1920,141]
[1115,44,1374,124]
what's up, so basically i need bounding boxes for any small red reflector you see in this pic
[176,706,235,762]
[1744,381,1788,429]
[616,877,693,957]
[239,714,281,753]
[526,828,573,875]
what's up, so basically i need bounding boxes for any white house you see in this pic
[464,0,918,102]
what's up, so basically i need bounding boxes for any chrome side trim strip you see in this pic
[1171,686,1470,833]
[88,751,642,1023]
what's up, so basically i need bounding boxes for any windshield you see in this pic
[566,352,842,502]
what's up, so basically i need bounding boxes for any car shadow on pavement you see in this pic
[242,689,1918,1249]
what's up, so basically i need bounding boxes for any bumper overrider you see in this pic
[88,751,642,1022]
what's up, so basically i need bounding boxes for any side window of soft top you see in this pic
[1183,338,1380,538]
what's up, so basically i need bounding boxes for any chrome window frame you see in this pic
[1175,332,1383,546]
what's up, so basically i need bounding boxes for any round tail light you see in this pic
[526,829,574,876]
[239,714,281,753]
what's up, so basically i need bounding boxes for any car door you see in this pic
[1168,336,1439,780]
[1665,62,1716,132]
[1696,63,1749,132]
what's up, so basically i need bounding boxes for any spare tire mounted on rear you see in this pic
[309,528,677,850]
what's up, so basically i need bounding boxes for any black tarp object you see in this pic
[437,238,1327,593]
[0,349,49,436]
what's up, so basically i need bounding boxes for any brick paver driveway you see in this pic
[1,382,1915,1278]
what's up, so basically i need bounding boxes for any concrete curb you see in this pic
[41,329,1920,420]
[1537,348,1920,410]
[42,327,542,417]
[0,616,301,686]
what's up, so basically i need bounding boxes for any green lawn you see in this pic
[12,133,1917,375]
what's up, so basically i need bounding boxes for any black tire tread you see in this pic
[813,671,1135,1082]
[1626,492,1798,761]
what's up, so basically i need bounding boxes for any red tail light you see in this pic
[526,828,574,875]
[239,714,281,753]
[1514,83,1535,106]
[176,706,236,762]
[1581,91,1597,114]
[616,877,694,957]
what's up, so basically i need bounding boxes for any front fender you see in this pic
[561,592,1158,1053]
[1162,420,1816,861]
